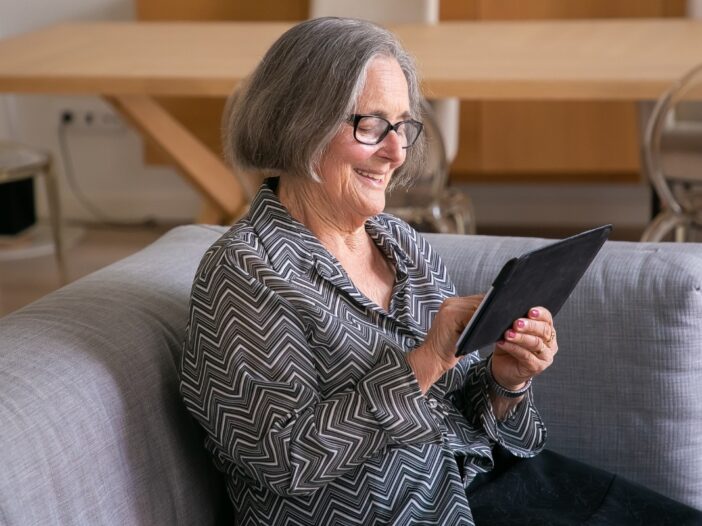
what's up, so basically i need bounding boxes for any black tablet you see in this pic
[455,224,612,357]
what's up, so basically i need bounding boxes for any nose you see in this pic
[377,128,406,164]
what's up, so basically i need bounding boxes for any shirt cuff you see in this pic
[467,359,547,457]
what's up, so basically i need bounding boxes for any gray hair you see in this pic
[222,17,426,190]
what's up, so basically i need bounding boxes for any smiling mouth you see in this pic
[354,168,385,183]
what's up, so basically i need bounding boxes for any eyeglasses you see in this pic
[347,114,423,149]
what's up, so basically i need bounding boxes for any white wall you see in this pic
[0,0,200,224]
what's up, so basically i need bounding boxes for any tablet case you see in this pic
[455,224,612,356]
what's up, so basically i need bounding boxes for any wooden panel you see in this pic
[440,0,483,176]
[136,0,308,21]
[137,0,308,164]
[439,0,478,20]
[476,0,686,19]
[479,101,639,172]
[451,102,482,173]
[443,0,685,182]
[143,97,225,165]
[440,0,687,20]
[110,95,248,218]
[661,0,688,16]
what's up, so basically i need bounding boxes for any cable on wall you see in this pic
[57,117,157,228]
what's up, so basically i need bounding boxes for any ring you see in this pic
[546,328,556,344]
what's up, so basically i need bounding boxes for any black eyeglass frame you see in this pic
[347,114,424,149]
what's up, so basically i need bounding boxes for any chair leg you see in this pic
[435,217,454,234]
[674,224,688,243]
[452,213,465,235]
[197,199,227,225]
[640,210,690,242]
[461,198,477,235]
[43,159,67,283]
[444,193,477,235]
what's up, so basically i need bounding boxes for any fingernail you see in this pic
[497,339,505,346]
[530,309,540,318]
[517,320,525,329]
[507,330,516,339]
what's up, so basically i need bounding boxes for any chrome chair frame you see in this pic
[641,63,702,242]
[385,100,476,234]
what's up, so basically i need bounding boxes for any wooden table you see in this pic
[1,19,701,220]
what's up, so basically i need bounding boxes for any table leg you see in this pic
[197,199,227,225]
[106,95,251,223]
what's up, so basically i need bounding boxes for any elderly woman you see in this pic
[180,17,701,526]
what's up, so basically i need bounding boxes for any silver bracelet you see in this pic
[486,355,532,399]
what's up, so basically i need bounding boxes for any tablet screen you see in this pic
[455,225,612,357]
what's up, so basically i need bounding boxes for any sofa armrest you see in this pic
[425,233,702,510]
[0,225,228,526]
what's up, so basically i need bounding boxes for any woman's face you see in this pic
[316,56,410,225]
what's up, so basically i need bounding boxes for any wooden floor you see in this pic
[0,221,643,319]
[0,222,174,317]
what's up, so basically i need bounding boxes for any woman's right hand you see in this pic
[406,295,484,394]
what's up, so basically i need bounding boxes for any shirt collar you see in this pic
[365,215,412,277]
[247,177,318,275]
[249,177,410,284]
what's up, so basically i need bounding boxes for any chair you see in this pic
[309,0,476,234]
[640,63,702,242]
[0,142,65,277]
[384,99,476,234]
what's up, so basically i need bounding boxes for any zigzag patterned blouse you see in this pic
[180,178,546,525]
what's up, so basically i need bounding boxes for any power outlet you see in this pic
[58,106,126,133]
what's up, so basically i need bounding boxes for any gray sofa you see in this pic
[1,224,701,525]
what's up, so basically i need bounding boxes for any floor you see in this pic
[0,222,174,317]
[0,220,644,319]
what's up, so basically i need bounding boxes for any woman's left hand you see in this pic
[490,306,558,390]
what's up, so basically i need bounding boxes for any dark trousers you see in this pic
[466,447,702,526]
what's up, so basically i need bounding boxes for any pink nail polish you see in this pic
[508,330,516,339]
[530,309,540,318]
[517,320,525,328]
[497,339,505,346]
